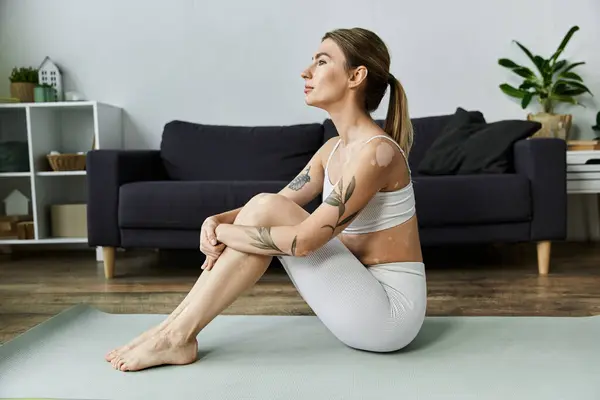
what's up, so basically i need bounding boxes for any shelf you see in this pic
[0,172,31,177]
[36,171,86,176]
[0,101,98,110]
[0,237,88,245]
[0,99,122,255]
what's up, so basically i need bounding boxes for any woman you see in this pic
[106,27,426,372]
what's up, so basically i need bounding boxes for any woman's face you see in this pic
[301,39,350,110]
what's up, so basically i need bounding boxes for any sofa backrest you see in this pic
[160,120,325,181]
[324,110,484,175]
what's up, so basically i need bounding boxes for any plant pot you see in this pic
[10,82,35,103]
[527,112,572,140]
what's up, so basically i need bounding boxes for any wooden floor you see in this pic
[1,242,599,344]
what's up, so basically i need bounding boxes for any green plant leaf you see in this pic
[549,94,578,105]
[499,83,527,99]
[521,92,534,109]
[552,59,568,73]
[498,58,521,69]
[550,26,580,63]
[512,67,536,79]
[562,61,585,73]
[534,56,548,74]
[555,80,592,95]
[519,80,541,91]
[513,41,540,73]
[559,71,583,82]
[557,88,588,96]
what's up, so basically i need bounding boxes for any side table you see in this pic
[567,150,600,241]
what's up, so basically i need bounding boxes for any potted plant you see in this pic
[593,111,600,140]
[498,25,593,139]
[9,66,39,103]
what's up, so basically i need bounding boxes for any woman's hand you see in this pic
[200,216,226,271]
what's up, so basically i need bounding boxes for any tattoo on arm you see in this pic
[288,166,311,191]
[247,227,297,256]
[322,176,360,235]
[291,236,297,256]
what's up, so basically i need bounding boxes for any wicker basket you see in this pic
[47,153,87,171]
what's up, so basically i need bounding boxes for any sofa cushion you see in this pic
[160,120,324,181]
[119,180,289,230]
[322,109,486,174]
[414,108,486,175]
[417,108,541,175]
[413,174,531,228]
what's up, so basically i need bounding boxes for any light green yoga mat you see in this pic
[0,305,598,400]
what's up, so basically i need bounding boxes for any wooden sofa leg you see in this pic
[103,247,116,279]
[536,241,551,275]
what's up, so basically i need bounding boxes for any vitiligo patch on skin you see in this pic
[375,142,395,167]
[371,159,376,166]
[256,195,269,205]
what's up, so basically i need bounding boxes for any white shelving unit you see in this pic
[0,101,123,251]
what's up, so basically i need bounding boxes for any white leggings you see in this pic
[277,237,427,353]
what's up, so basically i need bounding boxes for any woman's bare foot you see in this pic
[105,305,188,362]
[105,322,166,362]
[111,331,198,372]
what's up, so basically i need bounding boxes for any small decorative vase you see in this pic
[34,86,56,102]
[10,82,35,103]
[527,112,572,140]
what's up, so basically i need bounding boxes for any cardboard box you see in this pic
[50,204,87,238]
[17,221,34,239]
[0,215,32,239]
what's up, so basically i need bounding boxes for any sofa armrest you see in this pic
[87,150,167,247]
[513,138,567,241]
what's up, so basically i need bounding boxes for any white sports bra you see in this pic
[323,135,416,235]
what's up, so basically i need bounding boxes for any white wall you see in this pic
[1,0,599,149]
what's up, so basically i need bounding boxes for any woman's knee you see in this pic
[236,193,291,224]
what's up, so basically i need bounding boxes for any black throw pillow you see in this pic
[417,107,542,175]
[417,107,486,175]
[457,119,541,174]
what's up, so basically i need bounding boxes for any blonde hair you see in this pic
[322,28,414,154]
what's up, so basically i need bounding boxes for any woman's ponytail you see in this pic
[384,74,413,155]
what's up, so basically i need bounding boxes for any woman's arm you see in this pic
[215,140,394,257]
[213,207,243,224]
[215,224,300,256]
[276,138,333,207]
[213,138,333,225]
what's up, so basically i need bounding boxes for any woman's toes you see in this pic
[106,350,117,362]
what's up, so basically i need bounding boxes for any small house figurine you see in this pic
[3,189,30,216]
[38,56,63,101]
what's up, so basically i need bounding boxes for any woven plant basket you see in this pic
[47,154,87,171]
[45,135,95,172]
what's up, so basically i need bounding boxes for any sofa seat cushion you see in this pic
[119,180,289,230]
[413,174,531,228]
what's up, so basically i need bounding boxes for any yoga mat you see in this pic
[0,304,598,400]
